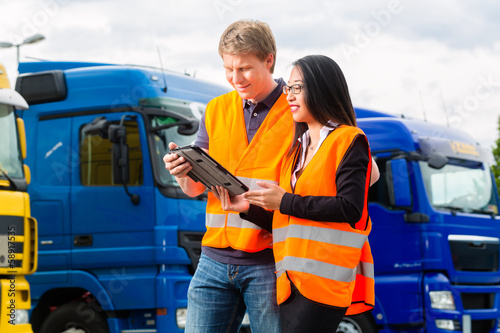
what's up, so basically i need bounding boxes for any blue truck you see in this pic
[14,61,500,333]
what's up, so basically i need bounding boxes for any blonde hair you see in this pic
[218,19,277,73]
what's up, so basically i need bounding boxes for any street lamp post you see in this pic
[0,34,45,65]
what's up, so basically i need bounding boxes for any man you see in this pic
[163,20,292,332]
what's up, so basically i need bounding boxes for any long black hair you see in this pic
[287,55,357,156]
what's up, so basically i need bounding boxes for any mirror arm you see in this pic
[123,182,140,205]
[150,119,193,132]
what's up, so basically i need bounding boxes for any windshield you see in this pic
[145,97,206,187]
[420,159,497,214]
[0,105,23,179]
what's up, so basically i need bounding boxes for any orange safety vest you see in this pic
[273,125,375,315]
[203,90,294,252]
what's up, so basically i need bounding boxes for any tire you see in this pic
[336,313,377,333]
[39,302,109,333]
[31,303,51,332]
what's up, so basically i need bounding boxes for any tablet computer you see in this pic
[172,145,249,196]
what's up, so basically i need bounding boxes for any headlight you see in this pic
[429,291,456,310]
[435,319,460,330]
[176,308,187,328]
[12,310,30,324]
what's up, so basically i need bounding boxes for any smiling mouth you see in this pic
[236,84,250,91]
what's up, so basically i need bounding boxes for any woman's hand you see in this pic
[242,181,286,211]
[212,185,250,213]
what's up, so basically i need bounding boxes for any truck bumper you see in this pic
[425,273,500,332]
[104,270,191,333]
[0,276,33,333]
[155,269,191,333]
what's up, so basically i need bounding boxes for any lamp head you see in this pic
[0,42,14,48]
[23,34,45,45]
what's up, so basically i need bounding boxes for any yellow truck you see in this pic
[0,64,37,332]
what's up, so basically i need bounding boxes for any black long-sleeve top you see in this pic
[241,136,370,232]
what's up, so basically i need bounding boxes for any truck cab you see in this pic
[357,109,500,333]
[0,63,37,332]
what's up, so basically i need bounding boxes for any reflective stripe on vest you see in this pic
[346,240,375,315]
[205,214,226,228]
[276,257,357,282]
[206,213,266,230]
[273,224,368,249]
[239,176,278,192]
[274,242,375,283]
[356,255,374,278]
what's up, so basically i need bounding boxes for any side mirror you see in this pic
[81,116,109,139]
[150,114,200,136]
[23,165,31,185]
[108,124,129,185]
[16,117,27,160]
[108,122,140,205]
[386,158,412,208]
[178,119,199,136]
[428,153,448,169]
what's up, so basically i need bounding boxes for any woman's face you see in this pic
[285,66,314,124]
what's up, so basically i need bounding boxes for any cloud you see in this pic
[0,0,499,150]
[381,0,500,49]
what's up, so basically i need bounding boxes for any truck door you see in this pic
[368,155,425,326]
[368,155,423,271]
[70,113,156,273]
[30,117,72,272]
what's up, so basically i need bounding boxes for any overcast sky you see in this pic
[1,0,499,154]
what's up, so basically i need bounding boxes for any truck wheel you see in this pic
[39,302,109,333]
[337,313,377,333]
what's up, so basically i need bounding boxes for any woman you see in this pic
[214,55,375,332]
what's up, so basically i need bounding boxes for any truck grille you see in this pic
[448,235,499,272]
[0,215,37,275]
[461,293,494,310]
[471,319,495,333]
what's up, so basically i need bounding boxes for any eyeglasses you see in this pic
[283,84,303,95]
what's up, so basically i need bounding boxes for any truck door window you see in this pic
[80,120,143,186]
[0,105,23,179]
[368,157,391,207]
[151,116,198,186]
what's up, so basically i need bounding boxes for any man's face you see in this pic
[222,52,274,103]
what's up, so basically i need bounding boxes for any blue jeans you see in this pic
[185,253,280,333]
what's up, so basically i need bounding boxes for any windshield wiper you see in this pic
[435,205,465,212]
[435,204,495,216]
[463,207,496,216]
[0,168,17,190]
